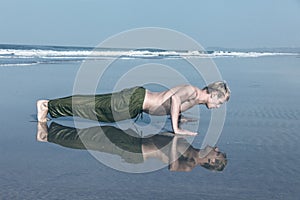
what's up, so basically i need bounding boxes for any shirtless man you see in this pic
[37,81,230,136]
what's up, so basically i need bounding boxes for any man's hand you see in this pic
[179,115,198,123]
[174,128,198,136]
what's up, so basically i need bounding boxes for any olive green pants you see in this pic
[48,87,146,122]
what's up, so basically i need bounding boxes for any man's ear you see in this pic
[211,92,218,99]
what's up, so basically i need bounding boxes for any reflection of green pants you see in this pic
[48,87,145,122]
[47,122,144,164]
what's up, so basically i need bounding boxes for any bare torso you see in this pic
[142,85,200,116]
[141,84,208,135]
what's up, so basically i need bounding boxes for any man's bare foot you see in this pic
[37,100,49,122]
[36,122,48,142]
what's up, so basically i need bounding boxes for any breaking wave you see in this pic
[0,44,299,66]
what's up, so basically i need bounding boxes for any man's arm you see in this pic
[169,136,194,172]
[169,135,179,171]
[169,86,197,136]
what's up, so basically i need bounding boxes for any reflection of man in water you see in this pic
[37,81,230,136]
[37,122,227,172]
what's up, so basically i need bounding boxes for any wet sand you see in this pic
[0,56,299,199]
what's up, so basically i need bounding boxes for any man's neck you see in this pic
[195,88,209,104]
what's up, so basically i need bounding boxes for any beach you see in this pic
[0,49,300,199]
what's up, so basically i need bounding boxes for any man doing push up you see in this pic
[37,81,230,136]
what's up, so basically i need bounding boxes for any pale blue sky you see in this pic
[1,0,299,48]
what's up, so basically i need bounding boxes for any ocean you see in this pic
[0,44,299,200]
[0,44,299,66]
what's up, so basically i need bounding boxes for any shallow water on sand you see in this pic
[0,56,299,200]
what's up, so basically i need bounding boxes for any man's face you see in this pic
[206,94,226,109]
[206,147,227,164]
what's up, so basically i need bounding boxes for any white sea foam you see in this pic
[0,63,39,67]
[211,51,297,58]
[1,48,298,59]
[0,45,299,66]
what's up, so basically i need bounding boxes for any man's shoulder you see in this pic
[180,85,198,93]
[173,84,197,90]
[168,85,198,99]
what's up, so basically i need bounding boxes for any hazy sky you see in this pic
[1,0,299,48]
